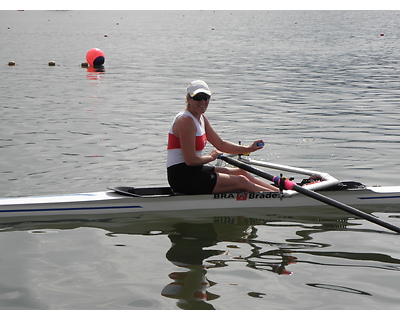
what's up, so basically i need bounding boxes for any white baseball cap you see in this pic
[187,80,212,97]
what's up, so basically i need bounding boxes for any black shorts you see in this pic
[167,163,218,195]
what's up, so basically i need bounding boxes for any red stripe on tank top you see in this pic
[168,133,207,151]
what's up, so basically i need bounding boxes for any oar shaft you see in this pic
[218,155,400,234]
[292,184,400,234]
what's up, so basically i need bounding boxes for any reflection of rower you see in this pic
[271,255,297,275]
[245,238,298,275]
[161,265,218,310]
[161,223,223,310]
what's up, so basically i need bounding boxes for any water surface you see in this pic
[1,10,400,310]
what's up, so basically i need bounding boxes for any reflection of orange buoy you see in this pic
[86,48,105,66]
[86,65,105,80]
[87,65,105,73]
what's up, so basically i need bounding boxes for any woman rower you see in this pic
[166,80,279,195]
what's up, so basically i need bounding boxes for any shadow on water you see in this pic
[0,208,399,310]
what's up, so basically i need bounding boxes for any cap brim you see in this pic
[189,89,212,97]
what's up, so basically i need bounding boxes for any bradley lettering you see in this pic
[248,192,279,199]
[214,192,279,200]
[213,193,235,199]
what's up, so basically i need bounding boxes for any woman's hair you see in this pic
[185,94,192,107]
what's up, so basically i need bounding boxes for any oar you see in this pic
[218,155,400,234]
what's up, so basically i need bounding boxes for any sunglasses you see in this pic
[192,94,211,102]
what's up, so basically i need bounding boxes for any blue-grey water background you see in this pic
[1,10,400,310]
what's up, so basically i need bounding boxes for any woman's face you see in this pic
[187,93,211,114]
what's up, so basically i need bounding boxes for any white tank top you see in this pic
[167,110,207,168]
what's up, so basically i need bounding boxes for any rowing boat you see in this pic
[0,182,399,219]
[1,158,399,222]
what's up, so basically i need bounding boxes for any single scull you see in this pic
[0,158,399,221]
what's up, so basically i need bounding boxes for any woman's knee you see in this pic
[229,168,250,177]
[236,169,252,179]
[234,174,253,187]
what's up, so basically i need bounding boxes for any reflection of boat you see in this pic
[0,212,331,310]
[1,158,400,222]
[1,205,396,310]
[0,205,353,237]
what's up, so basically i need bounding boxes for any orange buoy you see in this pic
[86,48,105,66]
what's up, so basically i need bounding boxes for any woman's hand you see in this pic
[209,149,223,161]
[248,140,265,152]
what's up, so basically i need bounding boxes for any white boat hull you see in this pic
[0,184,400,222]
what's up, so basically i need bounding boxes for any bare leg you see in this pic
[215,167,279,191]
[212,167,279,193]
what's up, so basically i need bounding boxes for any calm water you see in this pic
[1,10,400,310]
